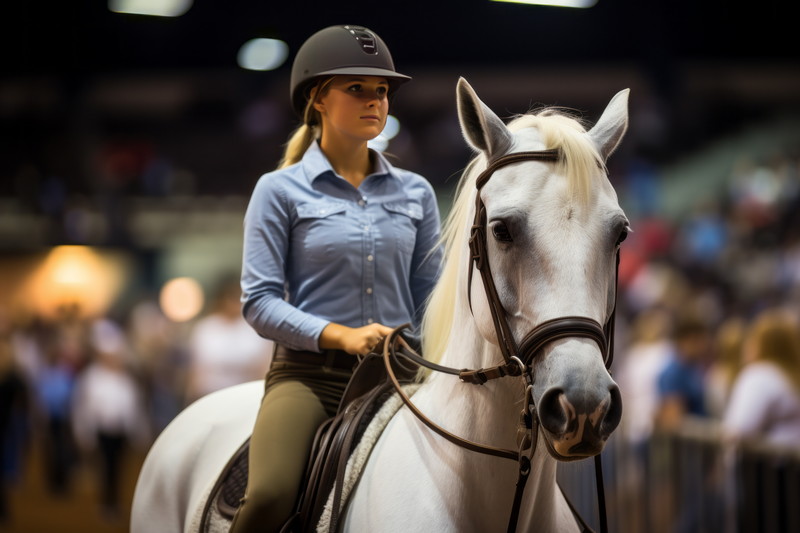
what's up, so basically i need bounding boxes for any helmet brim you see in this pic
[292,67,411,119]
[314,66,411,82]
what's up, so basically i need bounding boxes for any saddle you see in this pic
[199,343,418,533]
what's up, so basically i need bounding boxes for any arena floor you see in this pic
[2,442,146,533]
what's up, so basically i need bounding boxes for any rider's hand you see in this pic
[320,322,394,355]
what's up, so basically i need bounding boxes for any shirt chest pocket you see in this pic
[295,202,349,264]
[382,201,423,255]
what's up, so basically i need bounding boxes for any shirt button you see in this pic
[363,225,370,231]
[367,318,374,324]
[366,287,373,294]
[367,254,374,262]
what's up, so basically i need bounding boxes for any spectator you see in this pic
[722,308,800,447]
[615,306,673,533]
[705,315,745,419]
[184,276,273,404]
[33,304,88,496]
[677,200,729,270]
[654,312,712,431]
[72,318,148,519]
[618,306,673,449]
[127,297,184,434]
[653,311,717,533]
[0,310,29,524]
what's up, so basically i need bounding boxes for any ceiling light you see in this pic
[237,38,289,71]
[491,0,598,8]
[109,0,193,17]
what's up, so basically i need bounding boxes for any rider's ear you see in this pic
[457,77,513,160]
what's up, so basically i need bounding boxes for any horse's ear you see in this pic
[588,88,630,161]
[457,77,513,159]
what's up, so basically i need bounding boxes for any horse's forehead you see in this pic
[482,165,557,210]
[513,127,548,149]
[487,130,554,191]
[481,163,621,240]
[489,128,560,194]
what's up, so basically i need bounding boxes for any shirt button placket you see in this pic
[362,199,375,326]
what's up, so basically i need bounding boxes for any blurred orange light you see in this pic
[159,277,204,322]
[24,246,126,320]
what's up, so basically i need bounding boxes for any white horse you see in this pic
[132,77,630,533]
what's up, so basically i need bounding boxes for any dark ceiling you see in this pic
[2,0,797,78]
[1,0,798,210]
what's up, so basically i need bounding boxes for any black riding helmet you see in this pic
[289,25,411,119]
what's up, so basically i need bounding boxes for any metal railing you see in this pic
[557,419,800,533]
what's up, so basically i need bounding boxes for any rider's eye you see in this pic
[377,86,388,97]
[491,222,513,242]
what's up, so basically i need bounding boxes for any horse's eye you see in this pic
[491,222,513,242]
[615,228,629,247]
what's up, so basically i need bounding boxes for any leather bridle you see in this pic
[467,149,617,372]
[381,149,620,533]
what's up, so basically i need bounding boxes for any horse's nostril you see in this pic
[538,384,621,441]
[601,385,623,436]
[538,388,569,435]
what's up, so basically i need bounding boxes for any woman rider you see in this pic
[231,25,443,532]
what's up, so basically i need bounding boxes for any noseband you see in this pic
[467,149,618,372]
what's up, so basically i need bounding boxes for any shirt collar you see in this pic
[302,141,395,184]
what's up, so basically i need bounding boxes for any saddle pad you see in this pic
[209,384,420,524]
[216,439,250,519]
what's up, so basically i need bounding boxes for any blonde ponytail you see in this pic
[277,77,333,169]
[278,123,319,169]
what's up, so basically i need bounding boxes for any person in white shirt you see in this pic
[184,276,273,404]
[72,318,148,518]
[723,307,800,447]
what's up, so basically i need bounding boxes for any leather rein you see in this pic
[381,150,620,533]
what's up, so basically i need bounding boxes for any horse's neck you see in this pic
[518,441,578,533]
[417,363,566,531]
[419,299,574,532]
[425,295,519,442]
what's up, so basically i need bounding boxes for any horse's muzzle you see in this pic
[537,383,622,460]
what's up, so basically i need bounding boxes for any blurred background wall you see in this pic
[2,0,799,302]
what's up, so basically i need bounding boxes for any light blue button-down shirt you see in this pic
[241,141,442,352]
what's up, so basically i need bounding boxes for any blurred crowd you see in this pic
[617,143,800,438]
[0,276,272,526]
[612,144,800,532]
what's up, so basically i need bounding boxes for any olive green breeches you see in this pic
[228,360,352,533]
